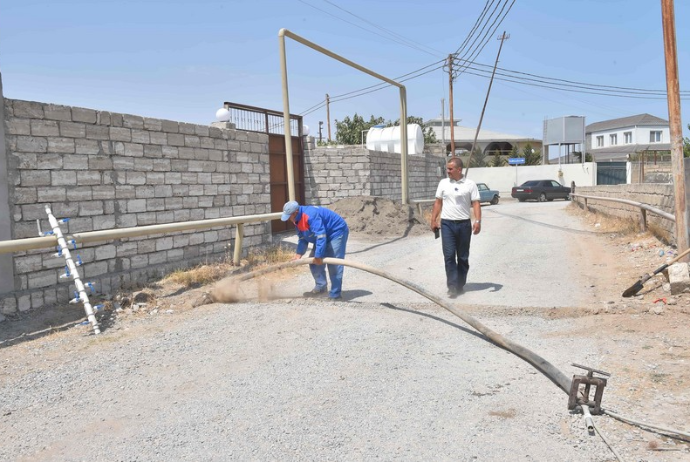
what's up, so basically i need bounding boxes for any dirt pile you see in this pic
[329,196,429,237]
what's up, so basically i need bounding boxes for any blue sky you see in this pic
[1,0,688,141]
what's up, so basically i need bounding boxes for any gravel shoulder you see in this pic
[1,199,689,461]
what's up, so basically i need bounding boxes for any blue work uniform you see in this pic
[294,206,349,299]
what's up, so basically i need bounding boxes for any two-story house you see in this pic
[585,113,671,162]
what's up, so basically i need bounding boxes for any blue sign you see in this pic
[508,157,525,165]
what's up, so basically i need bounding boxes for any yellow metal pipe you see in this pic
[278,28,409,204]
[233,223,244,265]
[0,213,281,254]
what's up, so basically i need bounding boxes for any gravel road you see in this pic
[1,200,686,461]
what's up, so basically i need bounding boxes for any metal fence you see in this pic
[222,101,302,136]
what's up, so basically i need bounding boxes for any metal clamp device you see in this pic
[568,363,611,415]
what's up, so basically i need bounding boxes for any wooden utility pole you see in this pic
[466,31,509,177]
[448,54,455,156]
[660,0,689,257]
[326,93,332,141]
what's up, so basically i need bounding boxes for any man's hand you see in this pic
[292,254,302,261]
[473,221,481,235]
[313,257,324,265]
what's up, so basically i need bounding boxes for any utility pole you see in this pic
[466,31,509,177]
[441,98,446,146]
[447,54,455,156]
[326,93,332,141]
[661,0,689,257]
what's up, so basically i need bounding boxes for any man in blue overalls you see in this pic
[281,201,349,300]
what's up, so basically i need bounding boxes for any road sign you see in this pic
[508,158,525,165]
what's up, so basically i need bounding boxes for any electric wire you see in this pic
[454,0,515,77]
[603,409,690,441]
[458,59,690,96]
[589,415,625,462]
[453,0,496,57]
[321,0,445,58]
[296,0,440,57]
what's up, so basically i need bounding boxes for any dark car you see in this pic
[477,182,500,205]
[511,180,571,202]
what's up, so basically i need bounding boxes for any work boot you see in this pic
[303,288,327,297]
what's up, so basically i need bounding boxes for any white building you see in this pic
[425,118,542,156]
[586,113,671,161]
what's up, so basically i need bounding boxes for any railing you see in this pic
[571,193,675,232]
[413,194,676,234]
[222,101,302,137]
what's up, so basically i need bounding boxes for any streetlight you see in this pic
[215,108,231,122]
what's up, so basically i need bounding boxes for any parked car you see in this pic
[511,180,571,202]
[477,182,500,205]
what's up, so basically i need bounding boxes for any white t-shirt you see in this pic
[435,177,480,220]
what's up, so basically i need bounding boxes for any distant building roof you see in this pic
[425,119,539,142]
[586,113,668,133]
[589,143,671,162]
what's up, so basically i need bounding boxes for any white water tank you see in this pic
[366,124,424,155]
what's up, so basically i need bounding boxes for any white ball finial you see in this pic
[215,108,231,122]
[303,124,310,136]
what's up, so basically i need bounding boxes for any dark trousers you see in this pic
[441,219,472,290]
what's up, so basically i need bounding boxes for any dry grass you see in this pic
[568,203,642,235]
[164,245,295,289]
[245,244,295,268]
[165,263,233,288]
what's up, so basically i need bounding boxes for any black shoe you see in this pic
[303,288,327,297]
[329,296,343,301]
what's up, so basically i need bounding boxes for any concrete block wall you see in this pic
[1,98,272,316]
[575,184,676,241]
[304,145,444,205]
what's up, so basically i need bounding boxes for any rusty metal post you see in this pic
[639,209,647,232]
[660,0,689,258]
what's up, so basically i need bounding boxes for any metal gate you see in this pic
[222,102,305,233]
[596,162,627,185]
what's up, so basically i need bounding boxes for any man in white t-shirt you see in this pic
[430,157,481,298]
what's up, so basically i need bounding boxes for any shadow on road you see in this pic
[381,302,487,342]
[464,282,503,293]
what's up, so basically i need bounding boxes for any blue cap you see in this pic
[281,201,299,221]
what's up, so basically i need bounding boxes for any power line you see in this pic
[296,0,442,58]
[320,0,445,58]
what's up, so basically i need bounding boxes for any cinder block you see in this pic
[122,114,144,129]
[86,125,109,140]
[110,127,132,142]
[51,170,77,186]
[73,107,97,123]
[28,270,58,289]
[17,136,48,153]
[31,120,60,137]
[7,118,31,135]
[20,170,50,186]
[92,215,115,230]
[37,187,66,202]
[66,186,93,201]
[77,170,102,185]
[668,262,690,295]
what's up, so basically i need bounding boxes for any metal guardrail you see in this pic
[413,194,676,235]
[0,212,283,265]
[571,193,675,233]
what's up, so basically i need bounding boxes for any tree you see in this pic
[469,147,487,168]
[390,116,437,145]
[490,150,506,167]
[334,114,385,145]
[522,143,541,166]
[684,123,690,158]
